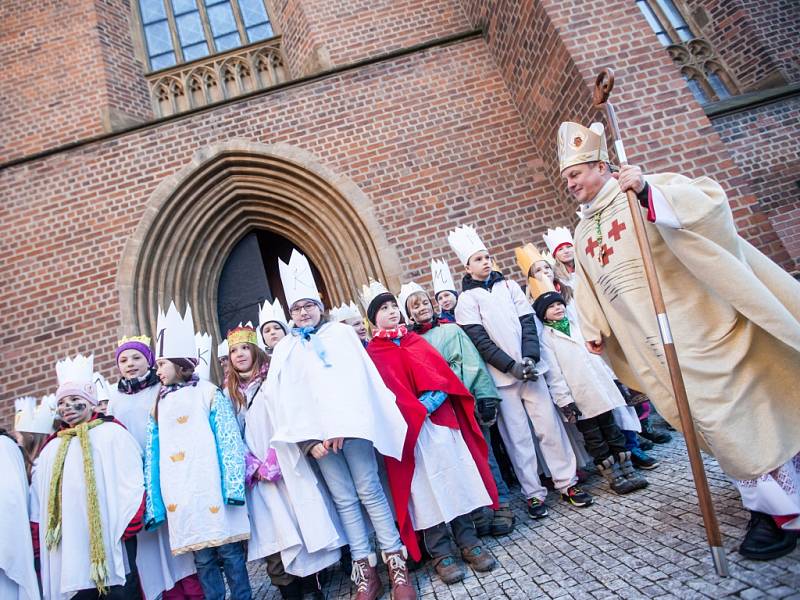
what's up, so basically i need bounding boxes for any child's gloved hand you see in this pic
[476,397,499,426]
[560,402,582,423]
[509,361,527,380]
[521,357,538,381]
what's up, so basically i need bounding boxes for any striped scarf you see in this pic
[46,418,108,593]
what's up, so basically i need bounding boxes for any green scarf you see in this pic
[46,418,108,594]
[545,317,571,337]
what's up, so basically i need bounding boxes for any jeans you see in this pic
[315,438,402,560]
[623,430,640,451]
[423,513,480,559]
[577,411,628,464]
[480,423,510,505]
[194,541,252,600]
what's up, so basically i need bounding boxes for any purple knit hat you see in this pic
[115,337,155,367]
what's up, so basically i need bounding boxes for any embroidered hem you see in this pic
[171,532,250,556]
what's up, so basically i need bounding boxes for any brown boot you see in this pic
[432,555,465,584]
[382,547,417,599]
[460,544,497,572]
[351,554,383,600]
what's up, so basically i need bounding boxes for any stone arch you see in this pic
[117,140,402,344]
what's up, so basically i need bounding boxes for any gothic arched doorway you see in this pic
[117,140,402,364]
[216,229,328,337]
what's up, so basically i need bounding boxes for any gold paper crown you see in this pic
[528,273,557,301]
[117,335,151,348]
[557,122,609,172]
[226,326,258,348]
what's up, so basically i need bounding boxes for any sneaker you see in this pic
[433,555,465,584]
[561,485,593,507]
[527,497,549,519]
[636,436,655,451]
[460,545,497,572]
[630,447,659,470]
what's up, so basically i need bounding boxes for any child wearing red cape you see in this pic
[362,281,499,584]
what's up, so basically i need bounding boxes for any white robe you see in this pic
[30,421,144,600]
[156,380,250,555]
[266,322,407,461]
[109,385,196,599]
[0,436,40,600]
[244,383,343,575]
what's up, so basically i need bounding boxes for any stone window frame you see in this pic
[635,0,739,103]
[131,0,280,73]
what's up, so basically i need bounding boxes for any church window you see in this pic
[137,0,275,71]
[635,0,738,103]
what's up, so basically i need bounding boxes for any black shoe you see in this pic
[739,511,798,561]
[637,436,654,451]
[630,447,659,469]
[561,485,593,507]
[278,579,303,600]
[640,418,673,444]
[527,497,549,519]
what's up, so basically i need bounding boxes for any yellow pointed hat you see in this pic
[557,122,609,173]
[515,243,556,299]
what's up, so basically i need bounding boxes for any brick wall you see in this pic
[711,96,800,271]
[0,38,570,422]
[0,0,151,163]
[458,0,795,273]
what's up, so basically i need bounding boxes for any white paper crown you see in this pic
[14,395,57,434]
[259,298,288,329]
[448,224,488,266]
[56,353,94,388]
[217,338,229,359]
[542,227,574,254]
[93,372,112,402]
[397,282,426,321]
[430,258,456,296]
[359,279,391,313]
[279,250,321,308]
[195,331,213,380]
[155,302,197,360]
[331,301,362,322]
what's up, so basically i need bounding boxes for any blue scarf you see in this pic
[292,325,331,367]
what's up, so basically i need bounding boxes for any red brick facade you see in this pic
[0,0,798,421]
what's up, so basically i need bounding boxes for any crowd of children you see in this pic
[3,219,680,600]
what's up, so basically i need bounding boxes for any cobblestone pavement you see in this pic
[247,422,800,599]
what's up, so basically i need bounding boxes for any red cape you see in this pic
[367,332,498,560]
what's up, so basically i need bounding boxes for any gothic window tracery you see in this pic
[635,0,738,103]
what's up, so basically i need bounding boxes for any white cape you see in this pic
[109,384,196,599]
[0,436,40,600]
[266,322,407,460]
[244,384,343,575]
[30,421,144,599]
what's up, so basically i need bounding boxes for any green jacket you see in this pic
[421,323,500,401]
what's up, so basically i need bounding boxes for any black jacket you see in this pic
[460,272,540,373]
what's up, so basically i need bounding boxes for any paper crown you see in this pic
[93,372,111,402]
[542,227,574,255]
[528,272,557,301]
[195,332,212,380]
[56,354,97,403]
[227,324,258,348]
[117,335,151,348]
[279,250,320,308]
[557,122,609,173]
[360,279,391,313]
[155,302,197,360]
[14,395,57,434]
[430,258,456,296]
[259,298,288,329]
[514,243,547,280]
[397,281,426,321]
[217,339,229,359]
[330,301,362,322]
[448,224,488,266]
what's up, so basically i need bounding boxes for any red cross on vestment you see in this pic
[608,219,626,241]
[585,237,600,258]
[600,244,614,266]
